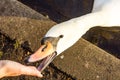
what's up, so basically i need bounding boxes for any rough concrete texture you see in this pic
[53,38,120,80]
[0,17,120,80]
[0,0,47,20]
[0,16,55,51]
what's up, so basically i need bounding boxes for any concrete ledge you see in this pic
[0,17,120,80]
[0,0,47,20]
[0,16,56,51]
[53,38,120,80]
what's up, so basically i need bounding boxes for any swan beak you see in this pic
[26,41,57,72]
[25,35,63,72]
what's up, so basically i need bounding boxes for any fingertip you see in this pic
[30,67,43,77]
[37,73,43,77]
[35,70,43,77]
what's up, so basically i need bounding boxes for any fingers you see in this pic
[21,66,43,77]
[0,60,43,78]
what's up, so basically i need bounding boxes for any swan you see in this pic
[26,0,120,71]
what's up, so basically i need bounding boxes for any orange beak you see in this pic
[28,42,54,62]
[26,41,57,72]
[25,35,63,72]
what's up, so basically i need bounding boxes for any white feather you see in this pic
[45,0,120,54]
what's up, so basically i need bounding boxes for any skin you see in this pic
[0,60,43,78]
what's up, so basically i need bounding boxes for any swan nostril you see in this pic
[59,35,64,38]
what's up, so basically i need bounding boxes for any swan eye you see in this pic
[42,45,47,52]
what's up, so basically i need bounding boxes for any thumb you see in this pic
[21,66,43,77]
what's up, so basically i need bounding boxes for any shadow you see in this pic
[18,0,69,23]
[83,26,120,59]
[21,41,33,53]
[0,32,15,54]
[18,0,94,23]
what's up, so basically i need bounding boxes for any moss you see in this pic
[14,40,20,49]
[0,51,3,59]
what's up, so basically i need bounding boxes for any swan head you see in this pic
[25,20,81,71]
[25,35,63,72]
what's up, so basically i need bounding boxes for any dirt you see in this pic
[0,32,75,80]
[0,0,120,80]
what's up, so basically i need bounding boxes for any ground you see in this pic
[0,29,74,80]
[0,0,120,80]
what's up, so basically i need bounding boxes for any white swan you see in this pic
[26,0,120,71]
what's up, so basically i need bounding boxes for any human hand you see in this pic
[0,60,43,78]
